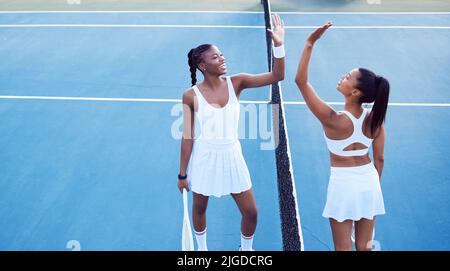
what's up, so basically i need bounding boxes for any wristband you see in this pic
[273,44,285,58]
[178,174,187,180]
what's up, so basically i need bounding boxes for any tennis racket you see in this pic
[181,188,194,251]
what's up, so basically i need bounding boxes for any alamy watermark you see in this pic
[171,103,279,151]
[368,240,381,251]
[66,240,81,251]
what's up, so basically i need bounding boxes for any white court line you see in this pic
[0,24,263,28]
[284,101,450,107]
[286,26,450,29]
[278,11,450,15]
[2,95,448,107]
[0,11,449,14]
[0,10,263,14]
[0,95,269,104]
[0,24,449,29]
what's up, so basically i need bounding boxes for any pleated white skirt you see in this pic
[322,163,385,222]
[187,140,252,198]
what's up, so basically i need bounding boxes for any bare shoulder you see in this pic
[182,88,195,107]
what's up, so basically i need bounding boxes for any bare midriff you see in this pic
[330,152,371,167]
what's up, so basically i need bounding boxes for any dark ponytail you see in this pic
[187,44,212,86]
[357,68,390,135]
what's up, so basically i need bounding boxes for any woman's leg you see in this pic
[192,192,209,250]
[354,217,376,251]
[329,218,353,251]
[192,192,209,231]
[232,189,258,250]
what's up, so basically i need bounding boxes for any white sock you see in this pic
[241,233,254,251]
[194,228,208,251]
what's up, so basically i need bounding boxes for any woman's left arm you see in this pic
[232,14,285,92]
[372,124,386,180]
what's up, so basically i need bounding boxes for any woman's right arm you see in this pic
[178,90,195,193]
[295,22,336,127]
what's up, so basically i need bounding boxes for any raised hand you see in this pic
[307,21,333,46]
[267,13,285,47]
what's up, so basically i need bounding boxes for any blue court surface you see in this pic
[0,10,449,251]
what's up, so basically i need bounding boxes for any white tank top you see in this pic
[192,76,240,144]
[323,108,373,157]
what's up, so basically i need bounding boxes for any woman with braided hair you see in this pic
[177,14,285,251]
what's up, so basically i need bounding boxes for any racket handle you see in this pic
[182,189,189,213]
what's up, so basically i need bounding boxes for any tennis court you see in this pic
[0,0,449,251]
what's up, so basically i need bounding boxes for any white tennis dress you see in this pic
[186,76,252,198]
[322,108,385,222]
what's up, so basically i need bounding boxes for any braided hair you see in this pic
[187,44,212,86]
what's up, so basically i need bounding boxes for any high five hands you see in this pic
[307,21,333,46]
[267,14,285,47]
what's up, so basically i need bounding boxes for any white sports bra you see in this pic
[324,108,373,157]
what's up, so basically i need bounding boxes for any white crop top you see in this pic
[324,108,373,157]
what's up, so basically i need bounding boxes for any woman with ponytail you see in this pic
[295,22,389,251]
[178,14,285,251]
